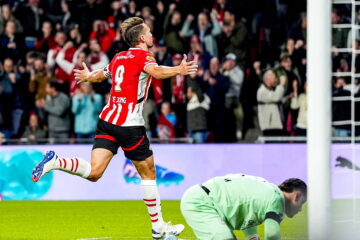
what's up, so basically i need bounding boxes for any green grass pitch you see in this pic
[0,200,308,240]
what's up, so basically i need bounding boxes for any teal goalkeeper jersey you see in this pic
[203,174,285,230]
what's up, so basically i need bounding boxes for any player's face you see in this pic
[286,193,306,218]
[141,24,154,48]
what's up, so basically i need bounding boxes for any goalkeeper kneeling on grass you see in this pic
[181,174,307,240]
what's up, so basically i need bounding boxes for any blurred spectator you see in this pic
[212,0,227,24]
[163,4,186,54]
[143,99,157,138]
[257,70,286,136]
[72,82,102,141]
[0,20,25,62]
[0,4,23,35]
[332,9,349,49]
[186,82,210,143]
[202,57,229,142]
[55,42,92,96]
[76,0,107,41]
[67,23,82,47]
[35,21,56,54]
[171,54,187,136]
[181,10,221,57]
[106,0,127,28]
[288,12,307,43]
[290,82,307,136]
[39,81,71,143]
[157,101,176,139]
[155,39,172,67]
[87,38,109,70]
[274,52,302,133]
[141,6,155,21]
[47,0,75,32]
[171,54,187,105]
[219,9,248,67]
[29,57,52,100]
[22,113,46,144]
[0,58,24,136]
[283,39,307,81]
[152,39,172,103]
[47,31,76,89]
[14,0,45,45]
[332,77,351,137]
[240,61,262,141]
[89,20,116,53]
[153,1,167,41]
[223,53,244,140]
[107,20,127,59]
[127,0,140,18]
[187,36,211,70]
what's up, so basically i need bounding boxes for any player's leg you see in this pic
[32,147,114,182]
[181,185,237,240]
[31,150,93,182]
[87,148,114,182]
[131,155,184,239]
[32,119,118,182]
[121,126,183,239]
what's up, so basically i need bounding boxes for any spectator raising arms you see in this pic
[181,10,221,57]
[257,70,286,136]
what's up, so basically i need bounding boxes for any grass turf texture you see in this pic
[0,201,307,240]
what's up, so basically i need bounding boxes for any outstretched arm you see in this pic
[74,62,108,83]
[145,54,198,79]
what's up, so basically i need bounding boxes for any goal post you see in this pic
[307,0,332,239]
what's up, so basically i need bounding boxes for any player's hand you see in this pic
[74,62,90,84]
[179,54,198,76]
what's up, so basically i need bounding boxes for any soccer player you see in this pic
[32,17,198,239]
[181,174,307,240]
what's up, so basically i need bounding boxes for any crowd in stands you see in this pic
[0,0,358,145]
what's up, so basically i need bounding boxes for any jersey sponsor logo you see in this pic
[112,96,127,103]
[116,55,135,60]
[146,56,156,61]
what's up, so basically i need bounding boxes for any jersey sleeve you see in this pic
[139,51,158,71]
[265,194,285,223]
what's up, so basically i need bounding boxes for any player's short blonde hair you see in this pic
[121,17,144,47]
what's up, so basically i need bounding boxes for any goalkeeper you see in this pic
[180,174,307,240]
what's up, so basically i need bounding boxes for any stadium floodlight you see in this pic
[307,0,332,239]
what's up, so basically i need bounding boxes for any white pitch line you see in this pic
[71,237,302,240]
[71,238,113,240]
[71,237,196,240]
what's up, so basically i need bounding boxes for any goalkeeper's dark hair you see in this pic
[279,178,307,196]
[120,17,145,47]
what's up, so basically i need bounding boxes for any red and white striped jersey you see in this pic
[99,48,158,126]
